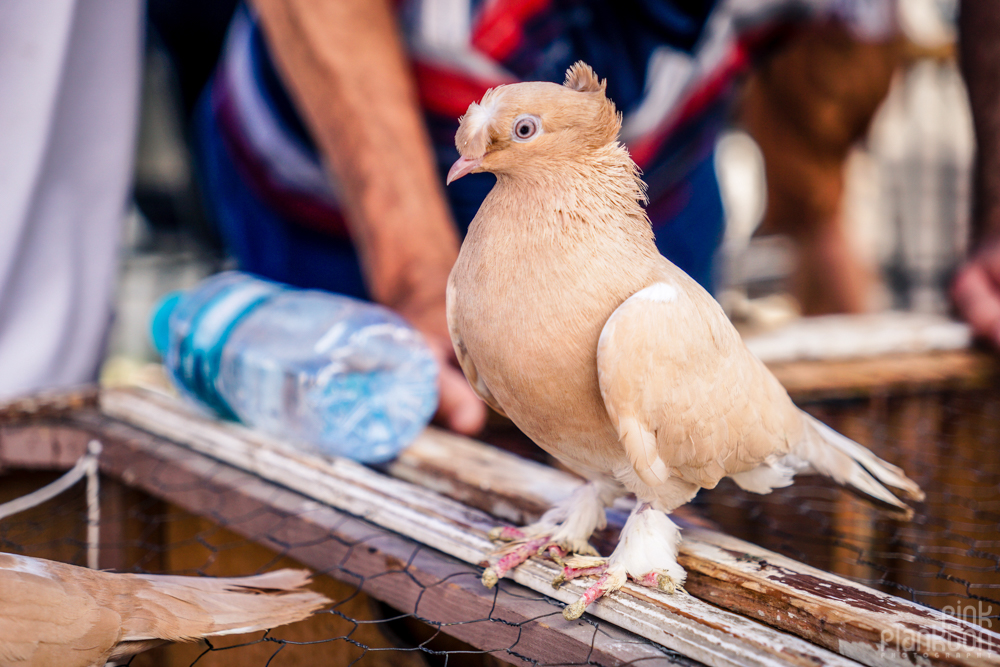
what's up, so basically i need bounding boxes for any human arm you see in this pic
[250,0,487,433]
[951,0,1000,345]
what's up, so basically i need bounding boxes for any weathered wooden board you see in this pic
[0,414,689,667]
[12,384,996,667]
[767,350,997,402]
[100,387,862,667]
[388,423,1000,667]
[743,313,971,365]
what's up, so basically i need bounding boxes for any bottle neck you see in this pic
[168,273,283,418]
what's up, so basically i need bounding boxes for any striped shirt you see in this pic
[205,0,894,288]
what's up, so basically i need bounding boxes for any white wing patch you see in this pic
[630,282,678,304]
[598,282,679,354]
[3,554,54,579]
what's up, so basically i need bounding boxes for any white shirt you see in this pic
[0,0,143,398]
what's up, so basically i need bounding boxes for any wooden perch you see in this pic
[99,387,1000,667]
[2,406,689,665]
[391,426,1000,667]
[99,387,854,667]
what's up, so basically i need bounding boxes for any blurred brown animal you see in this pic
[0,553,330,667]
[741,24,914,314]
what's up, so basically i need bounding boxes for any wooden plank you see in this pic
[768,350,998,403]
[0,385,99,424]
[65,415,690,667]
[677,528,1000,667]
[99,387,861,667]
[0,424,93,472]
[0,400,692,666]
[742,313,972,364]
[386,412,1000,667]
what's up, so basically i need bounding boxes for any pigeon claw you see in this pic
[635,571,681,593]
[541,543,569,566]
[483,534,551,586]
[488,525,527,542]
[482,566,500,589]
[482,527,607,591]
[559,566,682,619]
[562,570,625,620]
[563,597,589,621]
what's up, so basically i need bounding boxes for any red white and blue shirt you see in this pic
[203,0,894,292]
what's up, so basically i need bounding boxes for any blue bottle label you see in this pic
[174,279,278,418]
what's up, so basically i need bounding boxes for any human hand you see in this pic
[252,0,487,435]
[396,294,488,436]
[952,234,1000,347]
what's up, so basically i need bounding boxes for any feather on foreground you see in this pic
[446,61,923,620]
[0,553,330,666]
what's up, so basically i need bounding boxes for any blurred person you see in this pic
[0,2,143,399]
[951,1,1000,348]
[195,0,904,435]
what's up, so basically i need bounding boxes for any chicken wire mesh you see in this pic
[700,389,1000,630]
[0,427,696,667]
[1,382,998,665]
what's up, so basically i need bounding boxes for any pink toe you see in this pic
[547,544,568,560]
[636,572,659,588]
[497,526,527,541]
[494,535,550,578]
[579,573,614,607]
[560,563,607,583]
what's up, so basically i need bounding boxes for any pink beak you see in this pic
[446,156,482,185]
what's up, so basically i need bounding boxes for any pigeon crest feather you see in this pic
[563,60,607,93]
[454,62,623,165]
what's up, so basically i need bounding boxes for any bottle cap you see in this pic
[150,291,182,357]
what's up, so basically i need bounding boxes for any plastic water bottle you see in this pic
[150,271,439,463]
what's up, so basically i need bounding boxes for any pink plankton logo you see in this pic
[879,602,997,661]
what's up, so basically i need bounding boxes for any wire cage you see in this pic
[1,472,685,667]
[1,347,998,667]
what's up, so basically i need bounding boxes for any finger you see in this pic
[436,364,488,435]
[423,333,458,366]
[952,263,1000,345]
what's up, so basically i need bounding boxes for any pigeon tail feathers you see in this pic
[795,412,924,518]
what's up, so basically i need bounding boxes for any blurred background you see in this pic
[6,3,999,664]
[103,0,971,383]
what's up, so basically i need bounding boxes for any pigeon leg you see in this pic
[482,480,620,588]
[562,502,686,620]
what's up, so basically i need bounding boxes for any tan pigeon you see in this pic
[445,61,924,620]
[0,553,330,666]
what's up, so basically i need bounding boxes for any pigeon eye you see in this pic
[511,115,541,142]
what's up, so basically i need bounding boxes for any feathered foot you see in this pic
[560,503,685,620]
[481,481,615,589]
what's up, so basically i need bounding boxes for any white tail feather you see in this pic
[795,412,924,516]
[730,454,808,494]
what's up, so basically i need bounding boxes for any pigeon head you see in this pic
[447,62,621,184]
